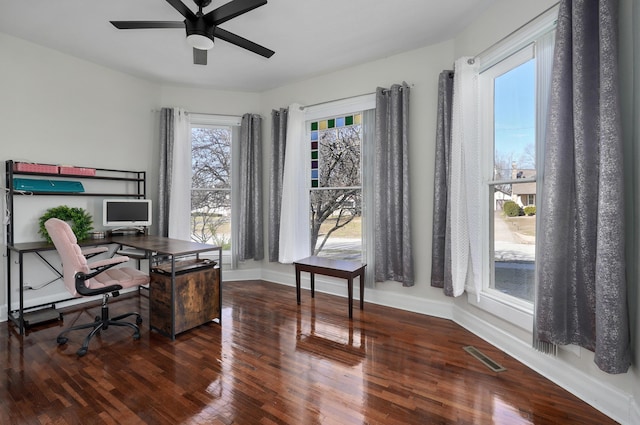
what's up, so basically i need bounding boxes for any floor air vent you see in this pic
[463,346,507,372]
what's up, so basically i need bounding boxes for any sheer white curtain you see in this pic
[278,103,309,263]
[168,108,192,240]
[450,57,481,297]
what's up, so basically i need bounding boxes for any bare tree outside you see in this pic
[310,124,362,260]
[191,127,232,249]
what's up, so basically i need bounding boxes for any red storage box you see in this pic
[13,162,59,174]
[59,166,96,176]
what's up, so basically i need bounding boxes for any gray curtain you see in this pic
[269,108,287,262]
[431,71,455,295]
[237,113,264,261]
[374,83,414,286]
[535,0,630,374]
[157,107,174,238]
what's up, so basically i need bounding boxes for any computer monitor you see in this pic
[102,199,152,228]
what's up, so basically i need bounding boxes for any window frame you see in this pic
[308,114,364,261]
[302,94,375,285]
[467,6,558,331]
[189,113,241,268]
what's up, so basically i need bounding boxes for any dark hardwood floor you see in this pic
[1,280,617,424]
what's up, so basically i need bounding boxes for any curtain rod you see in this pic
[466,2,559,65]
[151,109,242,118]
[300,83,414,110]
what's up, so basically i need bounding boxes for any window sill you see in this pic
[466,289,533,332]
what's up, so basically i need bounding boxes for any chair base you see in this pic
[57,294,142,357]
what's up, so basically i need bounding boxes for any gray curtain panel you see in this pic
[269,108,288,262]
[374,83,414,286]
[535,0,630,374]
[431,71,455,296]
[237,113,264,261]
[157,107,174,238]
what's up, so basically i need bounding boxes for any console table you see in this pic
[293,256,366,318]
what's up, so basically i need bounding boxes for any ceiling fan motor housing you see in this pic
[185,17,214,43]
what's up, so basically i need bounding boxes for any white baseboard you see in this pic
[222,268,262,282]
[631,396,640,425]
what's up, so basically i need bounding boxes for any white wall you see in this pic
[0,33,161,313]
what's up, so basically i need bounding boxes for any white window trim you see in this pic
[303,93,375,121]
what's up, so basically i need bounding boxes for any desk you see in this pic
[294,256,366,318]
[6,235,222,337]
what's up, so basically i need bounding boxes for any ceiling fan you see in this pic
[110,0,275,65]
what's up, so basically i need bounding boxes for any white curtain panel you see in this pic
[168,108,192,241]
[278,103,310,263]
[450,57,481,297]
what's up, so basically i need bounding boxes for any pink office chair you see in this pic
[45,218,149,356]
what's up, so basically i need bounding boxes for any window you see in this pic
[474,7,557,328]
[485,47,537,305]
[190,115,241,266]
[308,114,363,261]
[298,95,375,284]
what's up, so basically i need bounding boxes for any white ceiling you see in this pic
[0,0,496,92]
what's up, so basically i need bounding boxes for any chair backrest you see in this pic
[45,218,91,296]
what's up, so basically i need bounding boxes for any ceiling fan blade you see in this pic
[213,27,274,58]
[205,0,267,26]
[193,48,207,65]
[110,21,184,29]
[165,0,197,21]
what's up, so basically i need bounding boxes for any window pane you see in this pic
[490,58,536,304]
[318,126,361,187]
[310,189,362,261]
[191,189,231,248]
[494,59,536,180]
[491,192,536,302]
[191,126,232,251]
[192,127,231,190]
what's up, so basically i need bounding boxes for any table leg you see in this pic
[296,266,301,305]
[360,271,364,310]
[310,273,315,298]
[348,277,353,319]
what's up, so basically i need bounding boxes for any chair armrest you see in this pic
[81,246,109,258]
[74,256,130,296]
[88,256,129,270]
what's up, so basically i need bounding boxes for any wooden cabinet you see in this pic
[150,259,221,338]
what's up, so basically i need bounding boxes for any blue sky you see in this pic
[494,59,536,170]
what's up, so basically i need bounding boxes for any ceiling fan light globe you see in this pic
[187,34,214,50]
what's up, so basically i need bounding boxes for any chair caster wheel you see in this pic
[133,333,140,341]
[57,336,68,345]
[76,348,87,357]
[136,316,143,325]
[95,316,101,322]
